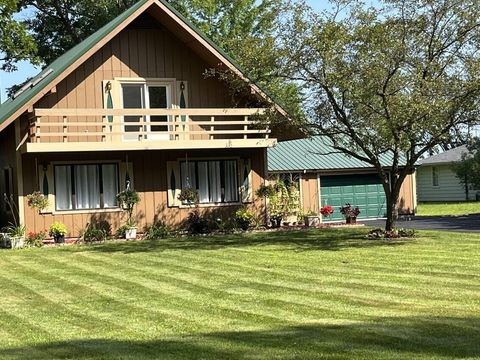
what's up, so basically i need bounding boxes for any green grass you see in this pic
[0,228,479,359]
[417,201,480,216]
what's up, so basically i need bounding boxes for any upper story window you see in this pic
[121,82,172,141]
[54,163,119,211]
[432,166,439,187]
[180,160,239,204]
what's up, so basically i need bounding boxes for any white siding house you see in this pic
[417,145,479,202]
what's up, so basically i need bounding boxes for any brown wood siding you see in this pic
[399,173,416,214]
[22,148,266,237]
[301,173,320,214]
[33,26,234,143]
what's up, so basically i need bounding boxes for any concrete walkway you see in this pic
[363,214,480,232]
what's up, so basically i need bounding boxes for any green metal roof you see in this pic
[0,0,149,127]
[268,136,403,172]
[0,0,285,128]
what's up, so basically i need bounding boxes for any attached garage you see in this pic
[320,174,387,220]
[268,136,417,221]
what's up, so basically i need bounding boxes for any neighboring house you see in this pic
[268,137,417,221]
[0,0,289,237]
[417,145,478,202]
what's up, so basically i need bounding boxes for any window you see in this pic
[180,160,239,204]
[54,163,119,211]
[121,82,171,141]
[432,166,439,187]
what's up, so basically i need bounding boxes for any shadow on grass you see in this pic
[76,228,410,254]
[1,317,478,359]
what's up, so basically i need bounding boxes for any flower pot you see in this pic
[305,216,320,227]
[125,227,137,240]
[346,217,357,224]
[10,236,25,249]
[54,234,65,244]
[270,217,282,228]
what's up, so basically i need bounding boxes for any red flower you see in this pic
[320,205,335,216]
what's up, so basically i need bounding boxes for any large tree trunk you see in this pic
[385,191,400,231]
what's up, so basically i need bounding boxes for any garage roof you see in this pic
[268,136,404,172]
[419,145,468,165]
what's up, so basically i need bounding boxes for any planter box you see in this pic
[125,227,137,240]
[305,216,321,227]
[9,236,25,249]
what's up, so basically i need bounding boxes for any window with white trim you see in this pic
[180,160,239,204]
[54,163,119,211]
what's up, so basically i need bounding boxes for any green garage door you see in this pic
[320,174,387,220]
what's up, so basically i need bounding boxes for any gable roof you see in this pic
[420,145,469,165]
[268,136,405,172]
[0,0,287,132]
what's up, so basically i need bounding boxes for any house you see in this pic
[0,0,290,237]
[417,145,478,202]
[267,137,417,221]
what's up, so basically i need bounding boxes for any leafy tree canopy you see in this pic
[279,0,480,229]
[0,0,38,71]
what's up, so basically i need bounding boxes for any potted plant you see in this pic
[49,221,67,243]
[320,205,335,221]
[3,224,26,249]
[177,187,198,205]
[304,210,320,227]
[340,204,361,224]
[116,189,141,240]
[234,207,254,231]
[26,191,49,213]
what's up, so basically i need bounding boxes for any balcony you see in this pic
[23,108,275,153]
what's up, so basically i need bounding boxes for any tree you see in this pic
[279,0,480,230]
[0,0,38,71]
[453,140,480,200]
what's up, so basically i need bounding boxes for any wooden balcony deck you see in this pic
[23,108,276,153]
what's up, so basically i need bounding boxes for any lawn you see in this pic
[0,228,479,359]
[417,201,480,216]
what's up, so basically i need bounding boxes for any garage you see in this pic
[320,174,387,220]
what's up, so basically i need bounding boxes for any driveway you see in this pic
[363,214,480,232]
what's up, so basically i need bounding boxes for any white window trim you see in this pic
[178,157,242,207]
[51,161,121,214]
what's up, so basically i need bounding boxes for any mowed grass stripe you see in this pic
[36,253,291,328]
[78,249,477,317]
[0,259,182,338]
[128,250,480,309]
[160,249,480,295]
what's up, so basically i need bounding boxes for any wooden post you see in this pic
[36,117,41,143]
[210,116,215,140]
[63,116,68,143]
[244,116,248,139]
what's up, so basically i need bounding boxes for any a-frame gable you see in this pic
[0,0,288,133]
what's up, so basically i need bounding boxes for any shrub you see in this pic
[367,228,416,239]
[144,222,171,240]
[116,189,140,227]
[320,205,335,218]
[186,209,209,235]
[25,230,46,247]
[49,222,67,237]
[82,222,110,244]
[234,207,254,231]
[340,204,360,218]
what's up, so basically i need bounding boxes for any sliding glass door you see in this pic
[121,83,172,141]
